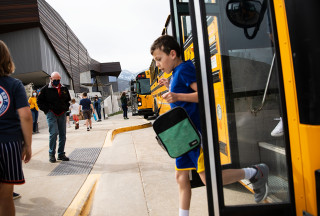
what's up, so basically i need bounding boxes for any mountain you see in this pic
[118,70,136,81]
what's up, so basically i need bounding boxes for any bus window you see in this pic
[137,78,151,95]
[181,16,192,43]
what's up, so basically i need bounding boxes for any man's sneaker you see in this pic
[249,163,269,203]
[57,155,69,161]
[49,155,56,163]
[13,192,21,200]
[271,117,284,137]
[87,127,90,131]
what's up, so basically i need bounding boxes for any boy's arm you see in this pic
[159,78,169,89]
[17,106,33,163]
[162,82,198,103]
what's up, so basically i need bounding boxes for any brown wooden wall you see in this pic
[0,0,39,33]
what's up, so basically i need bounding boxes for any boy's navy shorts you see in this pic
[175,146,205,173]
[83,110,91,120]
[0,140,25,184]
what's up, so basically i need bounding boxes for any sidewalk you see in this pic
[14,113,209,216]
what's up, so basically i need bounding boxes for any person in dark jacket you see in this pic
[37,72,71,163]
[120,92,129,119]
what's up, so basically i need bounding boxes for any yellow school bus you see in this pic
[170,0,320,215]
[181,14,231,165]
[149,16,173,116]
[133,70,154,118]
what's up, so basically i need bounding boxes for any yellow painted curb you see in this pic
[64,120,152,216]
[64,174,101,216]
[103,122,152,148]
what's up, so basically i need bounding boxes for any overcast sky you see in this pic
[45,0,170,73]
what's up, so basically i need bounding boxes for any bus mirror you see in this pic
[226,0,261,28]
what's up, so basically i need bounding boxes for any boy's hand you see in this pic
[21,144,32,163]
[162,92,178,103]
[159,78,169,89]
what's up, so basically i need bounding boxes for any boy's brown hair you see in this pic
[150,35,181,58]
[0,40,16,77]
[71,99,76,103]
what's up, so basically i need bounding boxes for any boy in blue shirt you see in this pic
[151,35,269,216]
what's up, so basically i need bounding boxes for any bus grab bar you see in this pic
[251,54,276,115]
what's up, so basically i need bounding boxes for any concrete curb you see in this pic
[63,120,152,216]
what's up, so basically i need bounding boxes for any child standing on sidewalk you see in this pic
[70,99,80,129]
[79,92,94,131]
[0,40,33,216]
[150,35,269,216]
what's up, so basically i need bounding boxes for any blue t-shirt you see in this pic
[0,76,29,142]
[169,60,201,132]
[80,98,91,110]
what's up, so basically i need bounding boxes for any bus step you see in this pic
[241,174,289,203]
[258,141,289,202]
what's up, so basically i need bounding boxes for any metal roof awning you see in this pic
[90,62,121,77]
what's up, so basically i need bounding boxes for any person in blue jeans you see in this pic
[93,95,102,121]
[151,35,269,216]
[37,72,71,163]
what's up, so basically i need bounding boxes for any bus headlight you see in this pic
[138,102,142,106]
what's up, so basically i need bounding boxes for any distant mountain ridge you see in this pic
[117,69,148,92]
[118,70,137,81]
[118,69,147,81]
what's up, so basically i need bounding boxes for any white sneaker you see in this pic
[271,117,283,137]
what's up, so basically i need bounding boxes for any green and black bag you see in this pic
[153,106,201,158]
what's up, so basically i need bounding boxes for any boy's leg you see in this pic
[198,171,206,185]
[222,169,245,185]
[176,170,191,211]
[0,183,15,216]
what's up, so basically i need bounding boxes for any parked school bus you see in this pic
[167,0,320,215]
[131,71,154,119]
[149,16,173,116]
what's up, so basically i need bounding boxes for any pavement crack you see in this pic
[131,132,151,216]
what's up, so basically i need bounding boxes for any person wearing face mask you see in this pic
[37,72,71,163]
[28,90,39,134]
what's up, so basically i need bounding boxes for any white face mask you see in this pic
[33,93,37,96]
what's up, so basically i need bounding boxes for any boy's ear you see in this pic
[169,50,177,59]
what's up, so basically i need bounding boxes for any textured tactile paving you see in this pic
[48,148,101,176]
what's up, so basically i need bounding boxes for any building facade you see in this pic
[0,0,121,92]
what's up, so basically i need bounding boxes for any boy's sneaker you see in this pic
[249,163,269,203]
[13,192,21,200]
[271,117,283,137]
[87,127,90,131]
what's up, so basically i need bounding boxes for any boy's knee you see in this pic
[175,170,189,185]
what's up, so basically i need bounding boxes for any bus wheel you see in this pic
[144,115,148,119]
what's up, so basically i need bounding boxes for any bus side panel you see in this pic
[273,0,306,214]
[299,125,320,215]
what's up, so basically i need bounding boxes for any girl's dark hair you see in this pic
[150,35,181,57]
[0,40,15,76]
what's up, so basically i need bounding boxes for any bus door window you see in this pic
[186,0,293,210]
